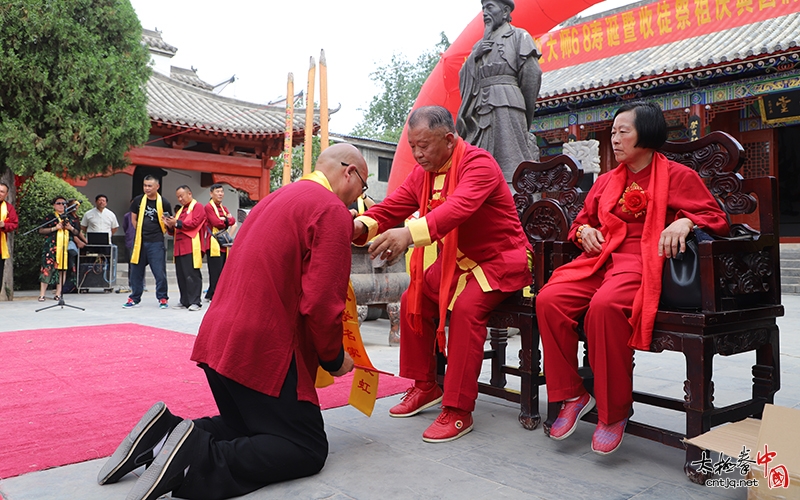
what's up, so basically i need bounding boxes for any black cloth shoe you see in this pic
[125,419,195,500]
[97,402,176,485]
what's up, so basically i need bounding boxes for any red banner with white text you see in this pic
[537,0,799,71]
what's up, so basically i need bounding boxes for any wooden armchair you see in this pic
[532,131,783,483]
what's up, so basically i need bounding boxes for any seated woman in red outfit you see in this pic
[535,101,729,455]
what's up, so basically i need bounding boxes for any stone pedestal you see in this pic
[351,245,409,345]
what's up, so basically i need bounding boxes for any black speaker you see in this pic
[78,261,110,289]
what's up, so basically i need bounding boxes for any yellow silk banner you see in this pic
[348,367,380,417]
[315,281,381,417]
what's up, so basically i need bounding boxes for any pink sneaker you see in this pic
[548,392,595,440]
[389,384,443,418]
[591,418,628,455]
[422,407,473,443]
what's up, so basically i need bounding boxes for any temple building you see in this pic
[74,28,398,248]
[532,0,800,240]
[73,29,316,236]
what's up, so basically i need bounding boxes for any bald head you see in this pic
[315,143,368,206]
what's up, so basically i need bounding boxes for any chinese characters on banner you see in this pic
[693,444,791,489]
[315,282,386,417]
[537,0,798,72]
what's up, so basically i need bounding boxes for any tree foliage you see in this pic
[14,172,90,290]
[0,0,152,178]
[352,33,451,143]
[268,136,326,194]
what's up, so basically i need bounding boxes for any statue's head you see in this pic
[481,0,513,30]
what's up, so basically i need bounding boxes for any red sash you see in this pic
[406,137,467,357]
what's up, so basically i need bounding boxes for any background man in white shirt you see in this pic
[81,194,119,238]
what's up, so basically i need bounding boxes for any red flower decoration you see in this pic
[619,182,649,218]
[428,196,445,211]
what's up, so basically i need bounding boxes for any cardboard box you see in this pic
[684,405,800,499]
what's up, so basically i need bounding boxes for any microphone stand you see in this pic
[35,203,85,312]
[21,202,82,236]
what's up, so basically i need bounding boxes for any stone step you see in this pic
[779,245,800,294]
[780,247,800,258]
[782,284,800,295]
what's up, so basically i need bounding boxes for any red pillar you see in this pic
[260,156,275,200]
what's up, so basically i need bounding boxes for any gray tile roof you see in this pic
[169,66,213,91]
[539,13,800,101]
[142,29,177,57]
[146,72,316,137]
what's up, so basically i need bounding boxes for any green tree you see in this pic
[15,172,90,291]
[268,136,326,194]
[0,0,151,297]
[352,33,451,142]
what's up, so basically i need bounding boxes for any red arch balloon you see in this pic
[387,0,603,193]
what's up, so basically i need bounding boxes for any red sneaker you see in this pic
[422,407,473,443]
[591,418,628,455]
[548,392,595,440]
[389,384,443,418]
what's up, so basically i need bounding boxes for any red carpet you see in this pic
[0,323,410,479]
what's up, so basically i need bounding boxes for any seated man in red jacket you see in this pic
[164,185,208,311]
[98,143,367,500]
[353,106,532,443]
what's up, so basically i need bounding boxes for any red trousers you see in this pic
[536,253,641,424]
[399,258,511,412]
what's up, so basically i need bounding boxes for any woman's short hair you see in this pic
[52,195,66,204]
[614,101,667,150]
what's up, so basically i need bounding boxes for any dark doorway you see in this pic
[131,166,169,201]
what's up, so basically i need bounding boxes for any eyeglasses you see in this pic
[54,202,66,206]
[342,162,368,194]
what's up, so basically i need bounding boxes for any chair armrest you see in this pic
[697,236,780,312]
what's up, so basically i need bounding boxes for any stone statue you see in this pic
[457,0,542,186]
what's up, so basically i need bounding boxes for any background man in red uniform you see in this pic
[164,186,208,311]
[203,183,236,302]
[98,143,367,500]
[0,182,19,290]
[353,106,531,443]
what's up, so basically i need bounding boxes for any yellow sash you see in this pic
[175,199,203,269]
[301,171,382,417]
[208,199,231,258]
[0,201,8,259]
[54,213,69,270]
[130,194,166,264]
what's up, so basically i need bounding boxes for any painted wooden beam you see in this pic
[126,146,263,178]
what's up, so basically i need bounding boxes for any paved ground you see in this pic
[1,285,798,500]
